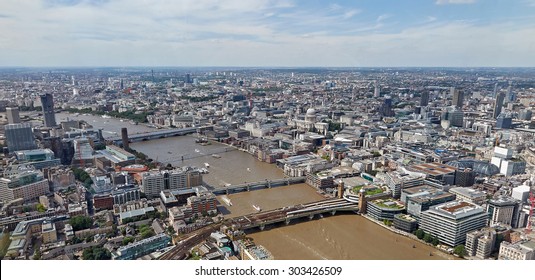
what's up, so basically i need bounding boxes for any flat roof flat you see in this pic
[409,162,457,176]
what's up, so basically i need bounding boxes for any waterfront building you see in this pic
[187,193,217,215]
[393,214,418,233]
[141,172,164,199]
[420,200,488,247]
[141,169,196,199]
[367,198,405,221]
[465,228,495,259]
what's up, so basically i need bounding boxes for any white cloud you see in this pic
[436,0,477,5]
[0,0,533,67]
[376,14,391,22]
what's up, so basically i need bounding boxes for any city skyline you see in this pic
[1,0,535,67]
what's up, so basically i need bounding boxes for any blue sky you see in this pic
[0,0,534,67]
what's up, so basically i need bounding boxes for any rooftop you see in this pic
[427,200,485,219]
[449,187,486,198]
[409,162,457,177]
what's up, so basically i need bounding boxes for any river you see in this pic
[56,112,451,260]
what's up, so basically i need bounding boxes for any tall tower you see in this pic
[374,80,380,98]
[337,181,345,199]
[493,92,505,119]
[493,83,498,98]
[420,91,429,107]
[358,188,367,214]
[6,107,21,124]
[452,88,464,109]
[121,127,130,150]
[40,93,57,128]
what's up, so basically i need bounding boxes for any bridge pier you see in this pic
[308,214,314,220]
[259,224,265,231]
[246,185,250,191]
[285,219,290,225]
[226,189,229,195]
[287,179,290,185]
[267,180,271,188]
[331,210,336,216]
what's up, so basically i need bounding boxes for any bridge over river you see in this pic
[158,198,358,260]
[208,176,307,194]
[107,127,197,144]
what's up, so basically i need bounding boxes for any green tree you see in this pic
[33,248,42,260]
[423,233,433,243]
[70,216,93,231]
[167,226,175,235]
[453,245,467,258]
[414,229,425,240]
[36,204,46,213]
[432,236,440,246]
[122,236,135,246]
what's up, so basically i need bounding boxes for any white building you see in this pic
[420,200,488,247]
[449,187,487,205]
[498,240,535,260]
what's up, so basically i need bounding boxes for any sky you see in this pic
[0,0,534,67]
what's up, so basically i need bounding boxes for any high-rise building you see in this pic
[121,127,129,150]
[492,92,505,119]
[496,116,512,129]
[6,107,21,124]
[374,81,380,98]
[185,73,192,84]
[451,88,464,109]
[380,96,394,117]
[506,82,516,102]
[448,109,464,127]
[487,196,519,227]
[420,200,488,247]
[141,169,201,199]
[40,93,56,127]
[420,91,429,107]
[519,109,532,121]
[5,123,37,152]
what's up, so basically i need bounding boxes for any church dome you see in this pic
[306,108,317,116]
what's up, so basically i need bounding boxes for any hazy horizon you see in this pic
[1,0,535,67]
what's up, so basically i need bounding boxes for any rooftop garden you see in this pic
[352,185,384,196]
[374,199,404,210]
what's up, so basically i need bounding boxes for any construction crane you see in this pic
[526,190,535,233]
